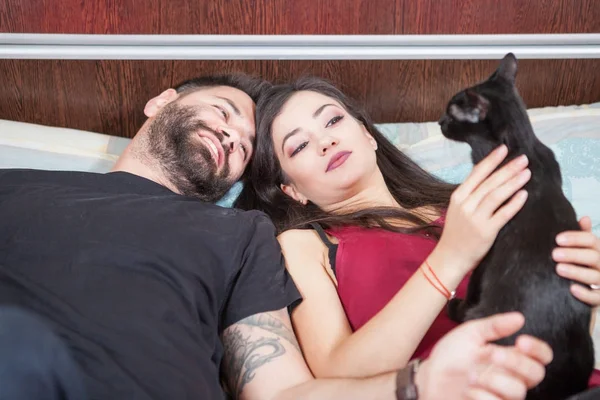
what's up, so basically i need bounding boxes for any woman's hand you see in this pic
[554,216,600,306]
[433,145,531,275]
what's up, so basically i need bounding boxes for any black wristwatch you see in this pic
[395,359,420,400]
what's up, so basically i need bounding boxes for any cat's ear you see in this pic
[466,90,490,121]
[449,90,490,123]
[495,53,518,83]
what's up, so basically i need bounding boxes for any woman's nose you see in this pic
[320,138,339,155]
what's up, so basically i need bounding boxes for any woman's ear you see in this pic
[144,89,179,117]
[280,183,308,205]
[361,125,378,150]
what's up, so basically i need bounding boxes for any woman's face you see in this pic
[271,90,379,208]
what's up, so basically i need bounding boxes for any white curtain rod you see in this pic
[1,33,599,60]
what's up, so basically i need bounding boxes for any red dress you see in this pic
[320,218,600,386]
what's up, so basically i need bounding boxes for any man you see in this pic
[0,74,552,399]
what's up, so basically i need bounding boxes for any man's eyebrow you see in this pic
[216,96,241,116]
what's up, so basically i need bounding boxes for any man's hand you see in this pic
[416,312,552,400]
[554,217,600,309]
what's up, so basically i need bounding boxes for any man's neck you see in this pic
[111,144,181,195]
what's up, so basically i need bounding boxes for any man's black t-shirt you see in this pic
[0,169,301,399]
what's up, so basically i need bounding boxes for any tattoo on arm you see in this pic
[239,313,301,353]
[221,313,302,398]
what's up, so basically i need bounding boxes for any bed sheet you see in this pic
[1,102,598,233]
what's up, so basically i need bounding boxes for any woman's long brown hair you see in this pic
[235,76,457,237]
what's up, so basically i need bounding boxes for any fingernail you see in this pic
[556,264,568,274]
[518,336,532,351]
[517,190,528,200]
[556,234,568,245]
[516,154,529,167]
[553,249,564,259]
[519,169,531,182]
[496,145,508,156]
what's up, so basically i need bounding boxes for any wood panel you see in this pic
[261,0,397,34]
[3,0,598,34]
[2,59,598,138]
[0,0,259,34]
[1,0,598,137]
[0,0,398,34]
[402,0,600,34]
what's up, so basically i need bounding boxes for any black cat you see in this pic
[439,53,594,399]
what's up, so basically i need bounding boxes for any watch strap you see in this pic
[395,359,420,400]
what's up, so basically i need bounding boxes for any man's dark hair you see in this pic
[174,74,272,104]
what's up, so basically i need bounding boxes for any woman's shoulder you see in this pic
[278,228,327,250]
[278,228,338,285]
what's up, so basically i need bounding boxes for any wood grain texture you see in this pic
[3,0,598,34]
[403,0,600,34]
[259,0,397,34]
[0,0,397,34]
[0,0,259,34]
[1,0,599,137]
[2,59,598,138]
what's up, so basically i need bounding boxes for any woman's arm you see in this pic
[279,229,466,378]
[281,145,531,379]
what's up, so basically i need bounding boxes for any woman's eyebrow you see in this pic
[280,104,339,153]
[281,128,300,153]
[313,103,336,118]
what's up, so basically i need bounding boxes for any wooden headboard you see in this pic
[1,0,599,138]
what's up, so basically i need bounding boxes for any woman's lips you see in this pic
[326,151,352,172]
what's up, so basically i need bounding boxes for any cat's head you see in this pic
[439,53,520,144]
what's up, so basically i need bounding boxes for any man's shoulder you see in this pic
[186,201,272,223]
[237,209,275,228]
[0,168,66,178]
[191,205,276,235]
[0,168,91,186]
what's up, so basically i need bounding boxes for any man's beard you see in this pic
[145,102,235,202]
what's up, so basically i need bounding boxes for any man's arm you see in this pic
[220,308,397,400]
[221,310,552,400]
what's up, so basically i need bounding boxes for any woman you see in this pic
[235,76,600,384]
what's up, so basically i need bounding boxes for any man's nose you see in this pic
[222,129,241,153]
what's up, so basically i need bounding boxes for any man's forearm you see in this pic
[222,311,417,400]
[275,371,397,400]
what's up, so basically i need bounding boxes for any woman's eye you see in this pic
[326,115,343,128]
[291,142,308,157]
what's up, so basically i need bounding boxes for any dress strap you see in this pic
[309,223,338,277]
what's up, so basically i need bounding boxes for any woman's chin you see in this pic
[327,174,365,197]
